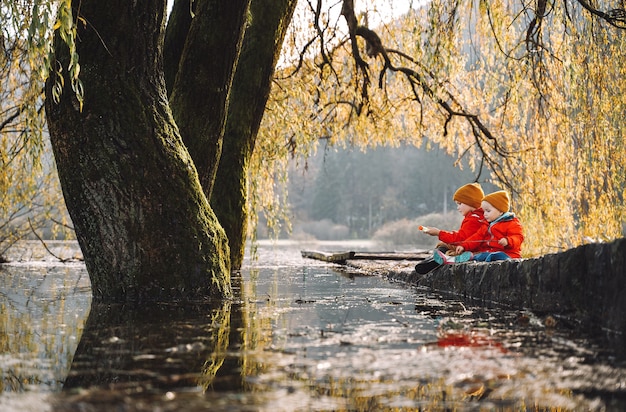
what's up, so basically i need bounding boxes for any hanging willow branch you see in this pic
[336,0,625,189]
[576,0,626,29]
[338,0,515,188]
[300,0,625,190]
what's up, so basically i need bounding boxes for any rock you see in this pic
[365,238,626,355]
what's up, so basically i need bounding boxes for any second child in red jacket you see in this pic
[455,190,524,261]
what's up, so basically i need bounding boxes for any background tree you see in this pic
[256,0,626,256]
[0,1,72,261]
[295,146,480,236]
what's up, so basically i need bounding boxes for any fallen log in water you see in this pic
[301,250,430,264]
[301,250,356,263]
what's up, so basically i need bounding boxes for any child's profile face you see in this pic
[455,201,474,216]
[481,201,504,222]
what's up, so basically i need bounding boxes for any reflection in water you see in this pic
[0,261,91,393]
[62,300,235,393]
[1,241,625,411]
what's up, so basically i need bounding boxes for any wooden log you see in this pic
[300,250,355,263]
[351,251,430,261]
[301,250,429,263]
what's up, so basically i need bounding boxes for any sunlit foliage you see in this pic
[0,0,75,259]
[3,0,625,259]
[255,0,626,256]
[464,0,626,254]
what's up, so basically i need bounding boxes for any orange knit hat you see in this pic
[453,183,484,209]
[482,190,510,213]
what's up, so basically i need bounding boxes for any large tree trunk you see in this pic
[211,0,297,269]
[163,0,297,269]
[163,0,194,94]
[45,1,231,302]
[167,0,251,197]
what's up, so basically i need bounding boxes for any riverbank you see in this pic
[342,238,626,356]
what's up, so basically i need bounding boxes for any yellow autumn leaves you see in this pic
[2,1,624,258]
[255,0,626,256]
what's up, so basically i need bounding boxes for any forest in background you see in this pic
[257,143,498,248]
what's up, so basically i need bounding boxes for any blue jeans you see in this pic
[472,251,511,262]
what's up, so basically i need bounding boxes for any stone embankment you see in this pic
[347,238,626,352]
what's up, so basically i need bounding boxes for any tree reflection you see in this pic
[0,263,91,393]
[63,282,247,395]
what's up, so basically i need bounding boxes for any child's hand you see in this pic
[425,227,440,236]
[498,238,508,247]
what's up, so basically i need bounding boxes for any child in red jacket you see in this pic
[453,190,524,262]
[415,183,487,274]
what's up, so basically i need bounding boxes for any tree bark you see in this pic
[45,1,231,302]
[168,0,251,197]
[163,0,194,93]
[211,0,297,269]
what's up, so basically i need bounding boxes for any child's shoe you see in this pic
[415,258,441,274]
[433,250,455,265]
[454,251,473,263]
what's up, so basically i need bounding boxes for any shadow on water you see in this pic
[1,241,626,411]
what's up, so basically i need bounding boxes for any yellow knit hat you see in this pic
[453,183,484,209]
[482,190,510,213]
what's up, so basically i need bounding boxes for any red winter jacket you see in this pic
[459,212,524,258]
[438,208,487,245]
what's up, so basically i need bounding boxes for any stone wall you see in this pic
[387,238,626,342]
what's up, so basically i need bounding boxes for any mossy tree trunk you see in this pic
[163,0,297,270]
[211,0,298,269]
[167,0,251,196]
[45,1,240,302]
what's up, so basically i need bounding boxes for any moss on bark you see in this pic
[212,0,298,269]
[45,1,230,302]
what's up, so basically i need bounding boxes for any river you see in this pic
[1,240,625,411]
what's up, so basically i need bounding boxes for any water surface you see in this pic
[1,240,625,411]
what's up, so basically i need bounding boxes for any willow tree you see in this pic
[0,1,71,260]
[42,0,298,300]
[256,0,626,256]
[162,0,298,270]
[44,1,247,301]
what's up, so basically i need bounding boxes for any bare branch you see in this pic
[576,0,626,29]
[310,0,333,70]
[27,217,73,263]
[340,0,371,109]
